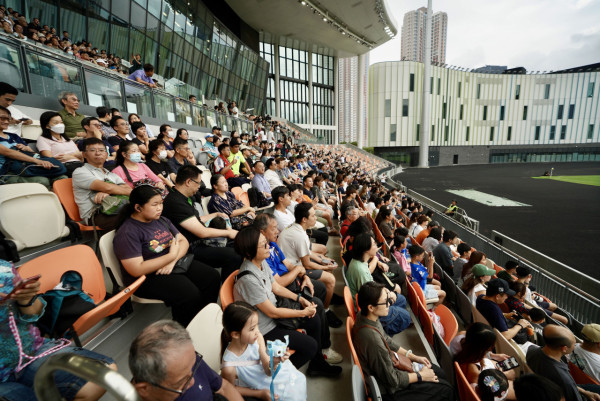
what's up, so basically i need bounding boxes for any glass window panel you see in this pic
[129,29,145,62]
[111,17,129,59]
[112,0,130,21]
[130,3,146,32]
[84,70,124,109]
[146,14,160,41]
[26,0,58,28]
[26,52,83,101]
[88,7,110,51]
[59,2,86,42]
[175,98,191,124]
[0,41,24,91]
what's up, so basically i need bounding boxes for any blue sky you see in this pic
[370,0,600,71]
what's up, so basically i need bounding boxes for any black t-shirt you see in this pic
[162,187,202,243]
[107,135,126,148]
[145,158,173,178]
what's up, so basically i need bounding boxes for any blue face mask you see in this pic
[129,152,142,163]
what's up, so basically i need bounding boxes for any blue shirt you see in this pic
[410,261,428,290]
[251,173,272,198]
[128,69,154,85]
[266,242,288,277]
[0,132,27,170]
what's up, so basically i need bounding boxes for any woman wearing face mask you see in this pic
[36,111,83,177]
[144,139,176,188]
[111,140,165,191]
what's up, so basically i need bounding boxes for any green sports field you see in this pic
[532,175,600,186]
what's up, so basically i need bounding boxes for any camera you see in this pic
[267,335,289,358]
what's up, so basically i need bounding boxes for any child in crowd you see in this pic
[477,369,509,401]
[452,242,472,283]
[409,244,446,308]
[527,307,547,346]
[221,301,307,401]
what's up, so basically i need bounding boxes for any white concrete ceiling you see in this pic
[225,0,398,57]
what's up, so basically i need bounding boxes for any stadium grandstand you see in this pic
[0,1,599,401]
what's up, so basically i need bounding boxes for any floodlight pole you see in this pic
[418,0,433,168]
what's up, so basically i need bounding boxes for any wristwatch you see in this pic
[17,295,38,307]
[415,372,422,383]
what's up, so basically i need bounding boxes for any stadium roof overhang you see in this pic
[224,0,397,57]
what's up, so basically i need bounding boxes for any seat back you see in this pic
[239,191,250,207]
[344,286,356,320]
[0,183,70,250]
[456,288,474,325]
[569,361,600,385]
[417,300,434,345]
[352,364,367,401]
[231,187,244,200]
[406,279,420,316]
[435,304,458,346]
[433,330,456,388]
[412,281,426,305]
[99,230,162,304]
[454,361,481,401]
[52,178,82,222]
[187,303,224,372]
[201,196,211,215]
[197,151,210,168]
[493,329,527,376]
[19,244,105,303]
[201,170,212,189]
[241,183,251,192]
[472,305,491,326]
[220,270,239,310]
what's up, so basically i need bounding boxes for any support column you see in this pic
[308,50,314,135]
[333,55,339,145]
[274,44,281,118]
[418,0,433,167]
[357,53,366,149]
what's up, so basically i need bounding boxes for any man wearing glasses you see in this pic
[130,320,243,401]
[78,117,116,165]
[72,137,131,230]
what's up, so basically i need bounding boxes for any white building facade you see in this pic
[368,61,600,166]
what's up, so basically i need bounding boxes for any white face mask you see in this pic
[129,152,142,163]
[167,131,176,139]
[158,150,168,160]
[50,123,65,134]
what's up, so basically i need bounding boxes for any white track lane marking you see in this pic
[446,189,531,207]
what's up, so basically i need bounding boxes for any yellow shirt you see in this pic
[227,151,246,175]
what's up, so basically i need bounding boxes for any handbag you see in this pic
[121,165,168,199]
[171,254,194,274]
[358,325,414,372]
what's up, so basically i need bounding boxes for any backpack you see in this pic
[37,271,96,338]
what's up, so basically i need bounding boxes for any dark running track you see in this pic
[394,162,600,280]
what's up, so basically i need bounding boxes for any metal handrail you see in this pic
[35,353,140,401]
[384,179,599,324]
[406,189,480,232]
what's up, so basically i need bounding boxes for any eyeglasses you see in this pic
[0,116,10,122]
[374,297,393,307]
[148,352,202,395]
[87,148,107,153]
[258,241,269,249]
[190,178,201,185]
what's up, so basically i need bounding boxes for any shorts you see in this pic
[305,270,323,280]
[424,284,438,300]
[0,341,115,401]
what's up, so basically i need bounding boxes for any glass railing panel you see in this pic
[124,80,153,117]
[154,92,175,122]
[26,51,83,102]
[0,40,25,91]
[205,109,218,129]
[175,97,192,125]
[191,104,207,128]
[83,69,125,110]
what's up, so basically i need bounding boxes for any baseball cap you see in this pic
[212,126,221,131]
[486,278,515,297]
[581,323,600,343]
[472,264,496,277]
[205,133,214,139]
[240,145,251,151]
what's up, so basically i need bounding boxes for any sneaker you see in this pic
[323,348,343,364]
[307,357,343,378]
[326,309,343,328]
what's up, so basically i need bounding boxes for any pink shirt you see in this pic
[36,135,80,162]
[111,163,161,188]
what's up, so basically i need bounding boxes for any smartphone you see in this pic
[496,356,519,371]
[19,117,28,121]
[0,274,41,305]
